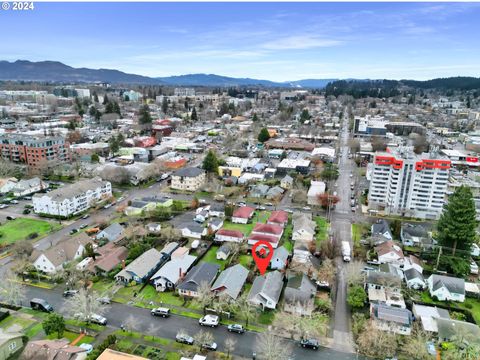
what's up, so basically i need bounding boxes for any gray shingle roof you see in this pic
[284,274,316,305]
[173,167,204,178]
[372,219,392,238]
[115,248,163,281]
[177,262,220,292]
[248,271,284,305]
[437,318,480,341]
[373,304,412,325]
[97,223,124,242]
[150,254,197,284]
[33,177,109,202]
[211,264,249,299]
[404,268,424,282]
[430,275,465,295]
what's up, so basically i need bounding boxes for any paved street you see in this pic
[25,287,362,360]
[331,118,356,352]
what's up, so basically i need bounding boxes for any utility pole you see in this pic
[435,246,442,270]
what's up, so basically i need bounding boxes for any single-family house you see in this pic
[375,240,404,265]
[231,206,255,224]
[292,241,312,264]
[180,222,207,239]
[216,244,232,260]
[371,219,393,240]
[371,303,413,335]
[266,186,284,200]
[20,339,88,360]
[12,177,47,197]
[401,223,430,247]
[0,177,18,194]
[208,218,224,233]
[151,254,197,291]
[215,229,244,243]
[250,184,270,198]
[437,318,480,342]
[412,303,450,333]
[146,223,162,233]
[427,275,465,302]
[177,262,220,297]
[170,167,206,192]
[280,175,293,189]
[88,242,128,275]
[292,212,316,242]
[283,274,316,316]
[247,271,284,310]
[211,264,249,300]
[209,203,225,217]
[365,271,402,291]
[96,223,124,243]
[97,349,148,360]
[402,255,423,273]
[270,246,289,270]
[0,332,24,360]
[267,211,289,227]
[31,233,91,274]
[115,248,164,284]
[248,223,283,248]
[404,268,426,290]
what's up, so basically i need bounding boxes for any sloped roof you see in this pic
[31,232,91,267]
[232,206,255,218]
[272,246,289,262]
[211,264,248,299]
[90,243,128,273]
[173,167,204,178]
[437,318,480,341]
[404,268,424,282]
[430,274,465,295]
[177,262,220,292]
[268,210,289,224]
[97,223,124,241]
[216,228,244,238]
[32,178,109,202]
[372,304,412,325]
[252,223,283,235]
[284,274,316,305]
[20,339,87,360]
[116,248,163,280]
[375,240,404,259]
[248,271,284,304]
[372,219,392,237]
[151,254,197,284]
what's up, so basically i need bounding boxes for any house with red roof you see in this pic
[248,223,284,248]
[215,229,245,243]
[267,210,289,227]
[232,206,255,224]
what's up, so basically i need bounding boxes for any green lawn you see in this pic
[315,216,329,245]
[25,323,43,338]
[0,315,35,332]
[202,245,227,270]
[114,284,186,307]
[222,221,254,236]
[166,352,181,360]
[46,331,95,344]
[351,223,369,245]
[0,218,60,245]
[239,254,253,268]
[257,310,276,325]
[420,292,480,325]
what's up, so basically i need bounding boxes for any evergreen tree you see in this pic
[105,102,114,114]
[299,109,311,123]
[321,163,339,181]
[91,153,100,163]
[138,104,152,124]
[437,186,477,256]
[93,92,99,103]
[191,107,198,121]
[113,101,121,116]
[252,113,258,122]
[89,106,97,117]
[202,150,219,173]
[42,313,65,339]
[162,97,168,114]
[258,128,271,143]
[103,94,109,105]
[109,136,120,155]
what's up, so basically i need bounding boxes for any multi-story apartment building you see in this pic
[368,147,451,219]
[170,167,206,192]
[174,88,195,97]
[33,178,112,217]
[0,134,69,168]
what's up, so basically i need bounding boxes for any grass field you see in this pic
[46,331,95,344]
[0,218,59,245]
[222,221,254,235]
[202,245,227,270]
[315,216,329,245]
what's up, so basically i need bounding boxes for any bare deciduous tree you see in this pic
[357,323,397,358]
[235,293,256,328]
[193,330,214,352]
[0,272,26,306]
[63,288,106,323]
[196,281,215,314]
[255,330,293,360]
[345,260,365,286]
[224,337,237,359]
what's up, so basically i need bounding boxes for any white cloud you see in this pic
[261,35,343,50]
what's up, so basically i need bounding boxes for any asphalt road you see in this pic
[25,287,361,360]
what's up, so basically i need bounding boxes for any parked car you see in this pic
[81,214,90,219]
[23,209,31,214]
[237,202,246,207]
[151,307,170,318]
[265,202,273,207]
[315,280,330,289]
[63,290,78,297]
[79,224,88,229]
[176,333,194,345]
[302,206,311,211]
[227,324,245,334]
[96,297,111,305]
[24,196,32,200]
[201,341,218,351]
[256,205,266,210]
[199,314,219,327]
[69,228,78,235]
[30,298,53,312]
[103,204,112,209]
[300,338,319,350]
[6,216,15,220]
[11,200,18,204]
[90,314,107,325]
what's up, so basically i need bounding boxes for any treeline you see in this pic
[325,80,401,98]
[401,76,480,90]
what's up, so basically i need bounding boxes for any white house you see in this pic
[292,212,316,242]
[12,177,47,197]
[170,167,206,192]
[375,241,404,265]
[0,177,18,194]
[33,178,112,217]
[427,274,465,302]
[214,229,245,243]
[247,271,284,310]
[30,233,91,274]
[231,206,255,224]
[307,181,326,206]
[180,222,206,239]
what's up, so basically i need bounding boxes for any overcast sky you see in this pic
[1,2,480,81]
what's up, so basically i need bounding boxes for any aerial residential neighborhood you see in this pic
[0,2,480,360]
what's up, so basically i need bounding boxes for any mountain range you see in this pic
[0,60,336,88]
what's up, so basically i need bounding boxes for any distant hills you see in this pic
[0,60,478,90]
[0,60,335,88]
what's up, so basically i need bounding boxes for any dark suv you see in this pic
[300,339,319,350]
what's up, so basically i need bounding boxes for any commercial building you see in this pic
[33,178,112,217]
[174,88,195,97]
[0,134,69,168]
[171,167,206,192]
[368,147,450,219]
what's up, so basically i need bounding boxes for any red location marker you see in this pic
[252,240,274,275]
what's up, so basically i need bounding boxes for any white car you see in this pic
[90,314,107,325]
[199,314,219,327]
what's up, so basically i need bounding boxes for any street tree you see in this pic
[357,323,397,358]
[224,337,237,359]
[257,128,271,143]
[345,260,365,286]
[236,293,256,328]
[196,281,215,314]
[83,242,99,261]
[63,288,105,323]
[255,330,293,360]
[437,185,477,256]
[320,163,339,181]
[0,272,26,306]
[11,240,34,260]
[193,330,214,353]
[42,313,66,339]
[138,104,152,124]
[317,192,340,209]
[108,136,120,155]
